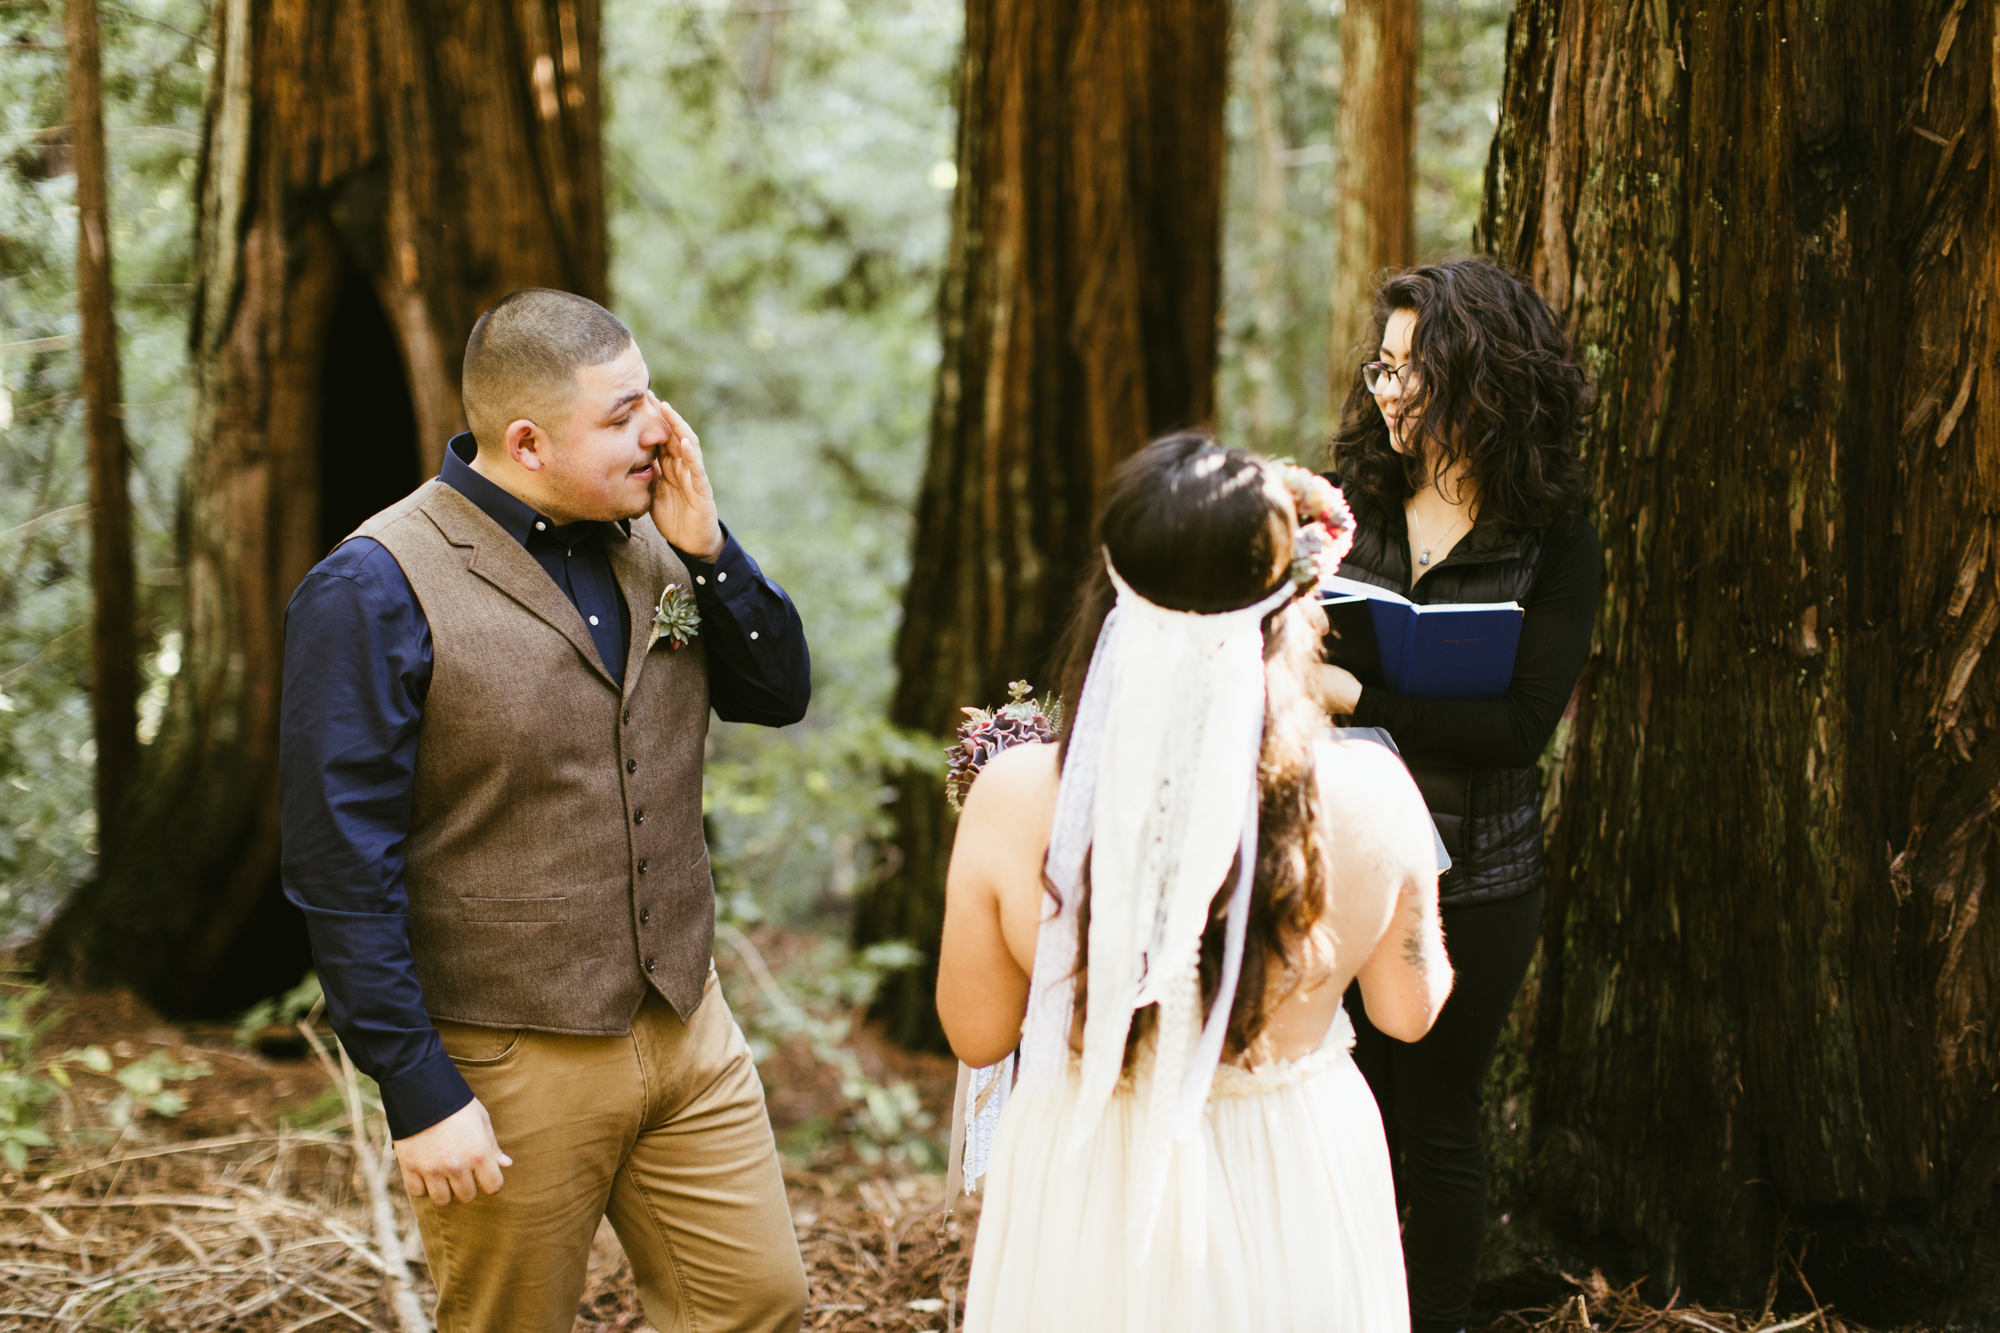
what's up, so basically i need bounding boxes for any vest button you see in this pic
[623,709,632,725]
[644,958,656,973]
[636,858,649,874]
[626,759,638,774]
[640,908,652,924]
[635,809,647,825]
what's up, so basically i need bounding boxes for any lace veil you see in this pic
[997,558,1299,1257]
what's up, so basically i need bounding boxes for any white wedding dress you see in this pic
[958,553,1406,1329]
[961,1000,1407,1332]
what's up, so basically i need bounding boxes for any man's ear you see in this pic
[505,418,549,471]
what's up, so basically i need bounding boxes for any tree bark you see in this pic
[854,0,1231,1048]
[1327,0,1416,386]
[65,0,140,839]
[45,0,608,1017]
[1478,3,1999,1322]
[1241,0,1283,444]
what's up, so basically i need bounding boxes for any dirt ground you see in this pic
[0,944,1895,1333]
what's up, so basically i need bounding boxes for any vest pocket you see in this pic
[458,895,570,923]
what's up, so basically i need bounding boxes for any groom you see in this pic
[279,289,810,1331]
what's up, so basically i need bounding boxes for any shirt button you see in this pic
[588,615,600,626]
[626,759,638,773]
[749,630,759,641]
[695,575,706,586]
[534,520,547,532]
[636,858,649,873]
[644,958,656,973]
[716,571,727,583]
[640,908,652,924]
[634,809,647,825]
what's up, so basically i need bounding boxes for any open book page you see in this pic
[1319,580,1523,699]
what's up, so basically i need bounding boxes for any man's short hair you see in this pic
[461,289,634,451]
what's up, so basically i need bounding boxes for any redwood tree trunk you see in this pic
[1327,0,1416,383]
[65,0,139,834]
[46,0,608,1016]
[1478,3,1998,1322]
[854,0,1231,1047]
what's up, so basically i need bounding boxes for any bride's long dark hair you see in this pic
[1046,432,1332,1062]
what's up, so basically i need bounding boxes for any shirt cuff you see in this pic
[377,1046,475,1140]
[675,526,755,603]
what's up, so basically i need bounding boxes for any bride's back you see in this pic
[962,731,1442,1069]
[1240,735,1442,1063]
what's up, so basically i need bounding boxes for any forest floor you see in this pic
[0,932,1901,1333]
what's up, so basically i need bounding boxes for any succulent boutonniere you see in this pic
[648,583,701,652]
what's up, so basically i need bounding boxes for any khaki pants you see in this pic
[412,971,806,1333]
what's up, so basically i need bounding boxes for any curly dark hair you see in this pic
[1045,432,1332,1062]
[1330,257,1593,528]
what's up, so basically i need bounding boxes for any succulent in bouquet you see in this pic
[945,680,1063,812]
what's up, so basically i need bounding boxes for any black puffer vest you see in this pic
[1335,487,1546,905]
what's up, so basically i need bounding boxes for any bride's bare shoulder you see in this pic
[1311,737,1435,878]
[958,739,1060,817]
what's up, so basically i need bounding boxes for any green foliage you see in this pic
[719,925,941,1169]
[602,0,959,923]
[0,0,211,943]
[92,1045,210,1126]
[231,971,323,1048]
[0,980,63,1166]
[0,979,207,1167]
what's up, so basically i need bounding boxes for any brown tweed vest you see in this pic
[350,480,714,1032]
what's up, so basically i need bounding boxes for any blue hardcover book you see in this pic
[1319,576,1523,700]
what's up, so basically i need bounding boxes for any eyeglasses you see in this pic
[1362,361,1418,394]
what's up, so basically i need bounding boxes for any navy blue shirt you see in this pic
[279,435,809,1138]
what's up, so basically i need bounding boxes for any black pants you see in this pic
[1348,889,1542,1333]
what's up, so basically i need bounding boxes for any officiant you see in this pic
[1316,258,1601,1333]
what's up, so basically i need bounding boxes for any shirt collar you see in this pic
[439,433,631,548]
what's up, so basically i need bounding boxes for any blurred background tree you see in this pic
[850,0,1234,1050]
[63,0,140,833]
[2,0,210,954]
[857,0,1512,1046]
[1326,0,1415,388]
[42,0,610,1013]
[1219,0,1511,457]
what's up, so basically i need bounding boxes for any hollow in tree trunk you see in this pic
[853,0,1232,1049]
[45,0,608,1016]
[1477,3,1999,1322]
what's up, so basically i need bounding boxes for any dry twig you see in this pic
[296,1017,431,1333]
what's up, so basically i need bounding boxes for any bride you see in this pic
[937,432,1453,1331]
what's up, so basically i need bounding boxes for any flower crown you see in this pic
[1275,463,1355,592]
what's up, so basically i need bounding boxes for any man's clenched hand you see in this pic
[393,1098,511,1204]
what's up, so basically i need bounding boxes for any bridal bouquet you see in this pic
[944,680,1062,812]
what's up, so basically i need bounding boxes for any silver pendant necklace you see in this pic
[1407,501,1469,567]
